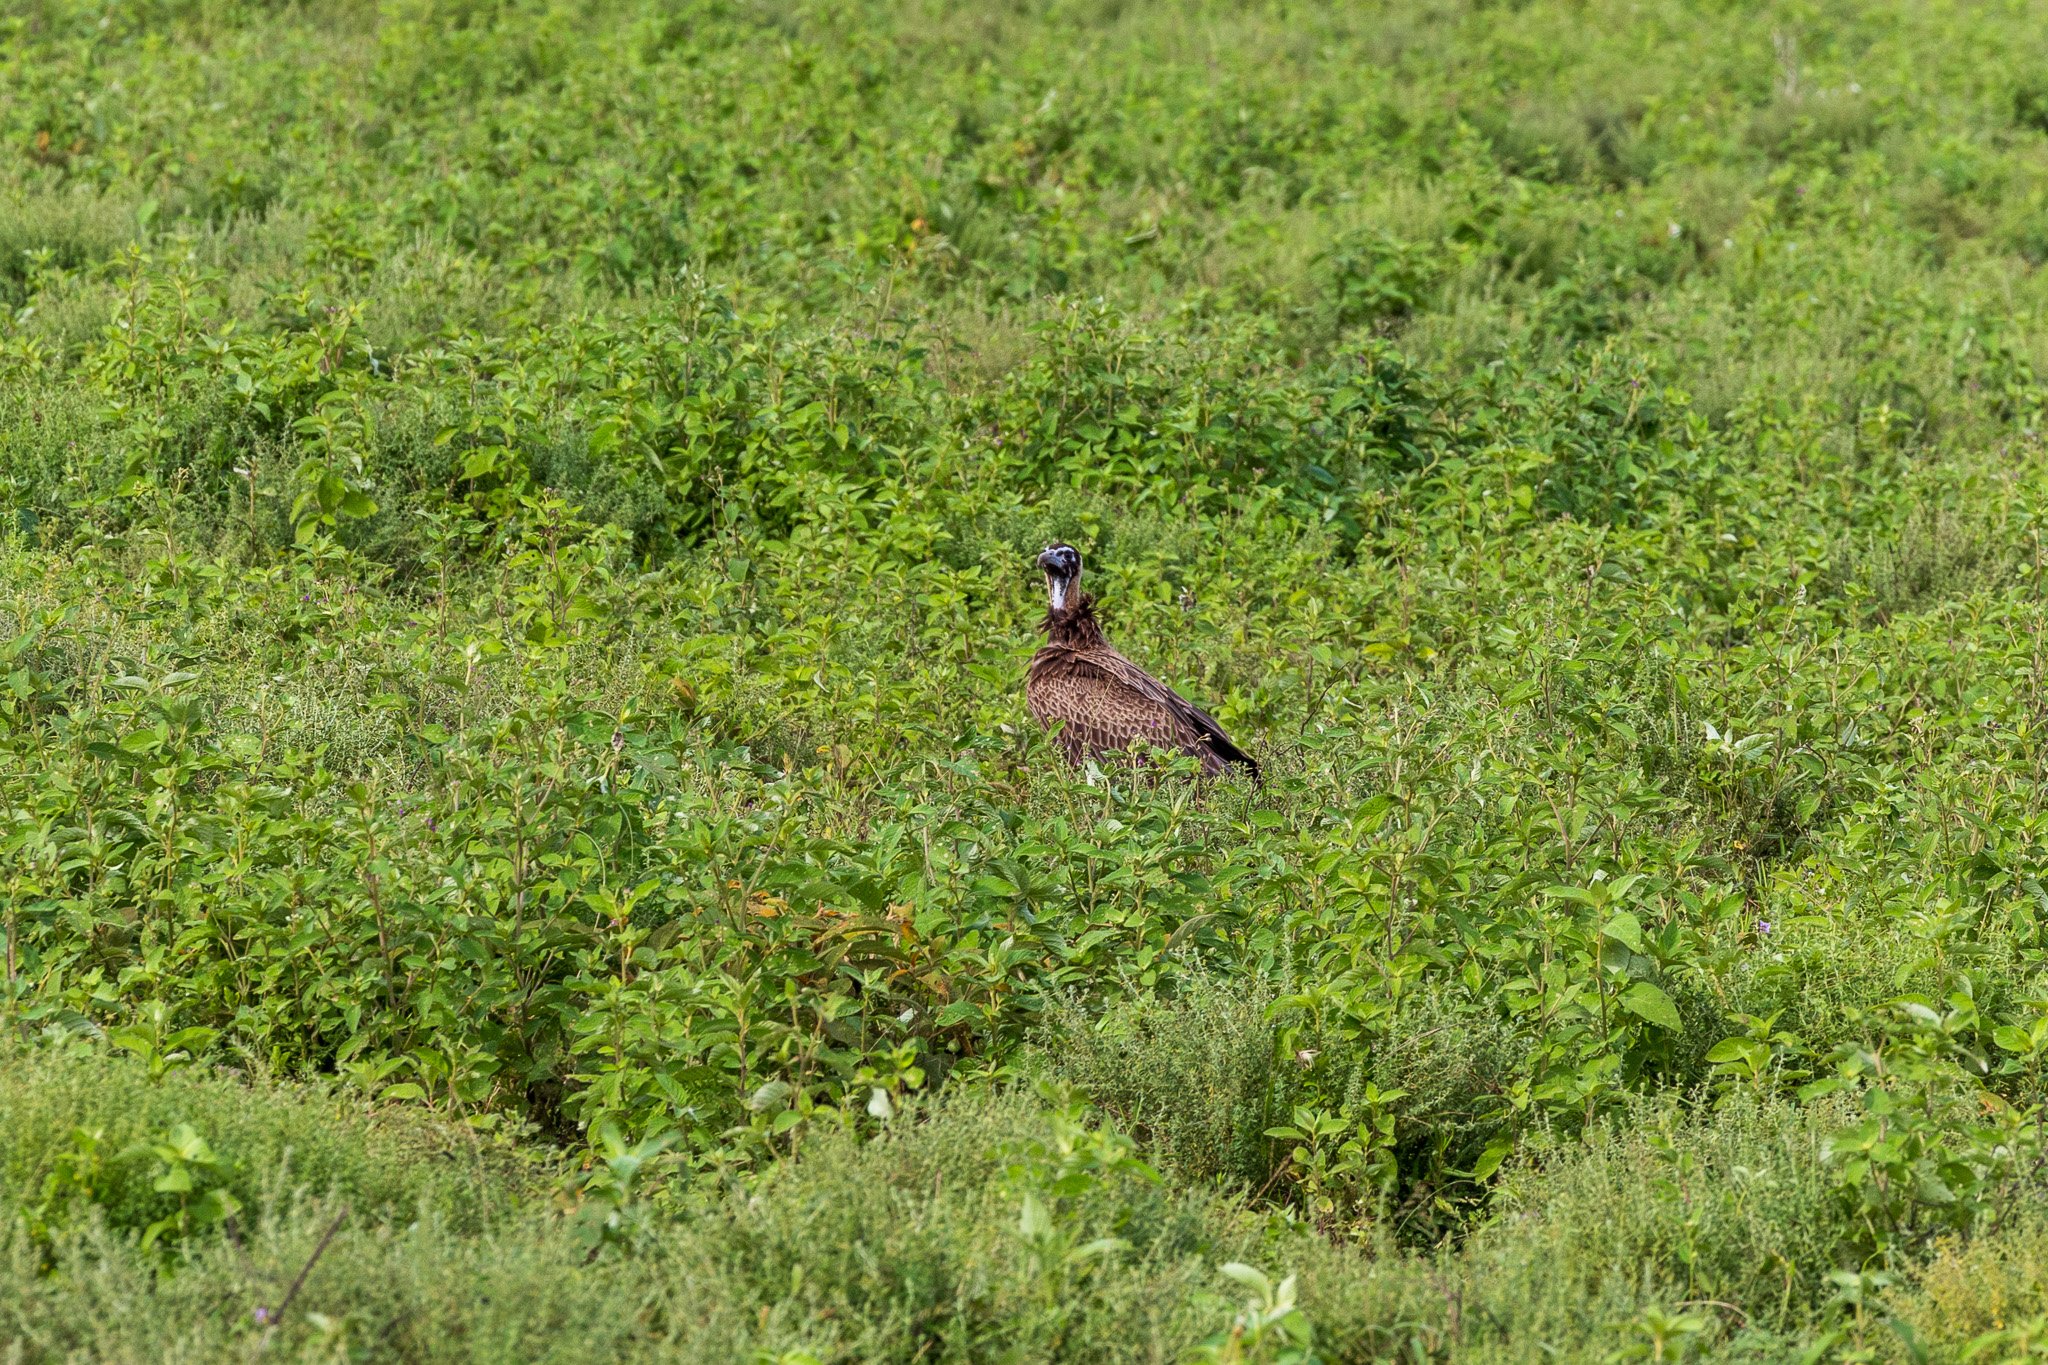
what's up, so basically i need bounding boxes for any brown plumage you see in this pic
[1025,544,1257,779]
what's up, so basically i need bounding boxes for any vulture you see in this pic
[1026,544,1258,779]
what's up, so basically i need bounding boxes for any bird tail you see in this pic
[1204,734,1261,783]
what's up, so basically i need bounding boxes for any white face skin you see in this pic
[1040,546,1081,610]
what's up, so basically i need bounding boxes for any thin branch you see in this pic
[261,1204,350,1333]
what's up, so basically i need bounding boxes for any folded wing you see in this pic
[1027,645,1257,778]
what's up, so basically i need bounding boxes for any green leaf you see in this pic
[1018,1191,1051,1240]
[1619,981,1682,1031]
[193,1188,242,1226]
[108,1026,155,1056]
[1993,1025,2036,1054]
[1470,1138,1512,1182]
[1070,1237,1129,1261]
[166,1125,212,1162]
[161,1026,218,1054]
[1601,912,1646,954]
[747,1080,793,1112]
[1219,1262,1273,1295]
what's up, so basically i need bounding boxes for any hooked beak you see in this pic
[1038,549,1071,611]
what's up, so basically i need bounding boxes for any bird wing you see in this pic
[1027,644,1255,777]
[1092,645,1252,764]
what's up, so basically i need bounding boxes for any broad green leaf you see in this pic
[1219,1263,1273,1294]
[747,1080,793,1112]
[1601,912,1646,954]
[1994,1025,2037,1054]
[1619,981,1682,1031]
[1470,1139,1512,1182]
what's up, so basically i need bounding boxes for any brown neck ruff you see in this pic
[1041,592,1106,648]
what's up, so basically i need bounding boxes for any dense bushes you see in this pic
[2,1047,2008,1363]
[11,0,2048,1355]
[1,1050,1266,1363]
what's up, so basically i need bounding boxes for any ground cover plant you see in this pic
[13,0,2048,1357]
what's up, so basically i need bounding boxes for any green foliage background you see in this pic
[11,0,2048,1357]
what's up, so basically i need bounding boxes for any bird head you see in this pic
[1038,543,1082,611]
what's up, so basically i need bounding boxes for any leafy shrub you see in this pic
[0,1042,522,1251]
[10,0,2048,1347]
[3,1046,1995,1362]
[0,1050,1298,1363]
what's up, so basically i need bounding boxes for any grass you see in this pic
[0,1046,1933,1362]
[10,0,2048,1357]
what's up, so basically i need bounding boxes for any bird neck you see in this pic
[1042,593,1106,648]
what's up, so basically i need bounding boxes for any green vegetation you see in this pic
[10,0,2048,1356]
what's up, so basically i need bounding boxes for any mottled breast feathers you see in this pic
[1026,593,1257,779]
